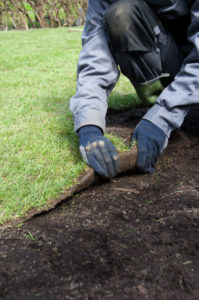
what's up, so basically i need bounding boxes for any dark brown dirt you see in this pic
[1,108,199,300]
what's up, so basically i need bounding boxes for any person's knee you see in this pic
[104,0,136,45]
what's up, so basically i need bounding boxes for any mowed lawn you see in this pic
[0,28,138,224]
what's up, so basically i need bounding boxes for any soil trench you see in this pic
[1,108,199,300]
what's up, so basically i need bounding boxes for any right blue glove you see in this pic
[132,120,168,173]
[77,125,119,178]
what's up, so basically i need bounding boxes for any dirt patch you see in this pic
[1,108,199,300]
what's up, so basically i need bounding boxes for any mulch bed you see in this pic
[1,108,199,300]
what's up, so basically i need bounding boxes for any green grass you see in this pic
[0,28,138,224]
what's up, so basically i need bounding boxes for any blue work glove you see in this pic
[77,125,119,178]
[132,120,168,173]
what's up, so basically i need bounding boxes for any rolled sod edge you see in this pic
[1,146,138,230]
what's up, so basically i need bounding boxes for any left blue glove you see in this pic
[77,125,119,178]
[132,120,168,173]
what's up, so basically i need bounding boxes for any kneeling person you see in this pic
[70,0,197,178]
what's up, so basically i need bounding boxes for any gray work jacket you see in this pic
[70,0,199,138]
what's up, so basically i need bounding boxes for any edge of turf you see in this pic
[0,147,138,231]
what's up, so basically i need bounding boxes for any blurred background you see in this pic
[0,0,88,30]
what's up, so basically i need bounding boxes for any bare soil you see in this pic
[1,108,199,300]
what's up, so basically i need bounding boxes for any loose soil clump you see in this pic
[1,108,199,300]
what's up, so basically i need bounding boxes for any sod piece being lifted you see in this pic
[2,147,137,229]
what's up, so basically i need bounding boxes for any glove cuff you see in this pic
[77,125,103,146]
[140,119,166,139]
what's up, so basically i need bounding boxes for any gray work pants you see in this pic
[104,0,185,87]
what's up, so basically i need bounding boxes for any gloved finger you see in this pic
[95,139,119,178]
[145,143,158,173]
[103,140,119,177]
[82,142,109,177]
[137,142,154,173]
[98,142,116,178]
[81,139,119,178]
[83,141,116,178]
[79,145,89,163]
[144,143,154,173]
[94,145,118,178]
[93,144,110,177]
[112,152,119,177]
[86,151,109,178]
[108,145,119,177]
[136,141,147,172]
[132,135,145,172]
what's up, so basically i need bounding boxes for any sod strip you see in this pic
[0,28,138,225]
[1,147,138,230]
